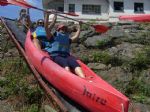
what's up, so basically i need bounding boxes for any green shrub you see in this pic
[0,57,44,104]
[81,24,89,30]
[92,52,123,66]
[130,54,148,71]
[109,56,123,66]
[96,39,111,48]
[132,95,148,104]
[80,55,90,64]
[87,19,97,24]
[25,86,44,104]
[123,49,150,72]
[125,76,150,103]
[124,32,150,45]
[22,104,39,112]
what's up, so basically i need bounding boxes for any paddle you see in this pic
[1,0,79,16]
[0,0,9,6]
[2,0,111,33]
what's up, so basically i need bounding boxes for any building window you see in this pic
[58,7,64,12]
[114,1,124,12]
[69,4,75,13]
[134,3,144,13]
[82,5,101,14]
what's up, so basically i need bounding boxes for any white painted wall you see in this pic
[64,0,109,20]
[109,0,150,17]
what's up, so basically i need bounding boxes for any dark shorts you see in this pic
[52,56,80,69]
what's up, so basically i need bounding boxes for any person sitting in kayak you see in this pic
[32,15,57,49]
[44,11,85,78]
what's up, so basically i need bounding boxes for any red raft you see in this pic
[25,30,129,112]
[119,14,150,22]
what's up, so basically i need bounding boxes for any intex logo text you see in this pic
[83,86,107,105]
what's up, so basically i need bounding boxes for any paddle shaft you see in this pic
[33,7,81,21]
[30,7,109,33]
[3,0,109,32]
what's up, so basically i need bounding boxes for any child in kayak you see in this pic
[32,14,57,49]
[44,11,85,78]
[32,19,46,49]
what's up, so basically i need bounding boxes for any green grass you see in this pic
[124,32,150,45]
[91,52,123,66]
[80,55,90,64]
[122,47,150,72]
[0,57,44,110]
[96,39,112,48]
[22,104,39,112]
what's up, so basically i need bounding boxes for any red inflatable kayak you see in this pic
[119,14,150,22]
[25,30,129,112]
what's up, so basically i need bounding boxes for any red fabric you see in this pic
[0,0,9,6]
[5,0,35,8]
[119,14,150,22]
[93,25,110,33]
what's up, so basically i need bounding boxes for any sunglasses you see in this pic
[37,22,44,25]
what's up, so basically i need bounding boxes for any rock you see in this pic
[0,52,3,58]
[0,101,14,112]
[71,43,87,53]
[87,63,107,70]
[79,30,96,42]
[129,103,150,112]
[107,42,144,59]
[107,29,125,38]
[4,52,12,57]
[0,76,6,81]
[107,64,112,69]
[98,67,132,85]
[84,35,109,47]
[122,24,140,29]
[4,48,19,57]
[0,87,4,93]
[140,69,150,85]
[1,28,7,34]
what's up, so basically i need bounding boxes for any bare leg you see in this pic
[65,66,71,72]
[75,67,85,78]
[33,39,41,49]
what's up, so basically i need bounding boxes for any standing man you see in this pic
[18,8,31,32]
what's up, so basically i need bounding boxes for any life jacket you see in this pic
[45,32,70,56]
[33,26,47,41]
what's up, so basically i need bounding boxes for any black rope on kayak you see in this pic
[41,56,51,65]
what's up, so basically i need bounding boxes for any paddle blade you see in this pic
[119,14,150,22]
[6,0,36,8]
[0,0,9,6]
[93,25,110,33]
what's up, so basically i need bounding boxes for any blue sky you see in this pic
[0,0,44,21]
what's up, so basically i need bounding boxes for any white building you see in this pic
[42,0,150,22]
